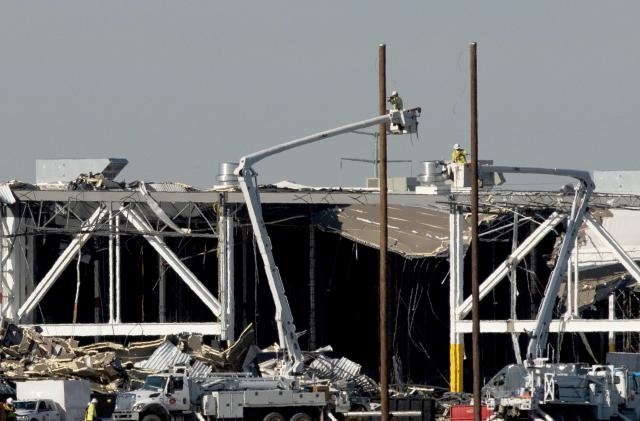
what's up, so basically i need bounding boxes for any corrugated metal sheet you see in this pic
[0,184,16,205]
[147,182,195,193]
[134,341,212,376]
[308,355,361,381]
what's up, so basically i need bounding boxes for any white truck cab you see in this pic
[114,373,200,421]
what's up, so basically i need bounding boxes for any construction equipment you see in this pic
[459,166,640,420]
[113,107,421,421]
[234,107,420,376]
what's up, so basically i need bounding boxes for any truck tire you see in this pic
[290,413,311,421]
[142,414,163,421]
[262,412,285,421]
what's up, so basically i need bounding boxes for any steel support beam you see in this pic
[1,205,23,319]
[509,212,522,364]
[21,322,221,337]
[218,203,235,342]
[17,206,108,321]
[124,207,221,317]
[108,211,114,323]
[449,206,464,392]
[458,212,565,319]
[456,318,640,333]
[609,293,616,352]
[115,213,121,323]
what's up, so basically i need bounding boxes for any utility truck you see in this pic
[453,167,640,420]
[112,107,422,421]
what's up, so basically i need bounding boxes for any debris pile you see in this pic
[0,321,256,393]
[255,343,379,397]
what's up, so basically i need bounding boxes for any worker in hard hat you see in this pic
[388,91,403,111]
[84,398,98,421]
[3,398,15,421]
[451,144,468,164]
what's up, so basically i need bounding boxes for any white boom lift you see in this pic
[472,167,640,420]
[479,166,595,361]
[234,107,421,375]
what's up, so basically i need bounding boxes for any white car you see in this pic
[15,399,61,421]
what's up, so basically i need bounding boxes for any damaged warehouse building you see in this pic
[2,158,640,395]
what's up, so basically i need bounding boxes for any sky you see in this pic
[1,2,639,189]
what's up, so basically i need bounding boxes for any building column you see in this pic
[0,204,25,320]
[449,205,464,392]
[218,201,235,342]
[115,213,121,323]
[108,210,115,323]
[609,293,616,352]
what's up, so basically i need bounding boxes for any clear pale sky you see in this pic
[1,2,638,189]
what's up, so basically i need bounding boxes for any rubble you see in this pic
[0,321,257,393]
[0,319,438,409]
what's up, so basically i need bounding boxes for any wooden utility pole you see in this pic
[470,42,481,421]
[378,43,389,421]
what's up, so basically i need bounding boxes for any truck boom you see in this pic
[480,165,594,360]
[234,108,421,375]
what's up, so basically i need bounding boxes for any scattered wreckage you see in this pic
[0,319,434,411]
[0,318,437,420]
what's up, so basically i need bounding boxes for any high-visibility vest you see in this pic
[4,404,15,419]
[390,96,403,111]
[451,149,467,164]
[84,403,97,421]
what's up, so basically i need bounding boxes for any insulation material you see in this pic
[314,204,465,258]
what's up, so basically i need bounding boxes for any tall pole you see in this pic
[309,224,317,350]
[158,256,166,323]
[470,42,481,421]
[378,43,389,421]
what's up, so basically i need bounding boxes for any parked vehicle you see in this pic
[16,380,91,421]
[15,399,61,421]
[113,369,348,421]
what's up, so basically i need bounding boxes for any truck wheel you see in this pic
[142,414,163,421]
[290,413,311,421]
[262,412,285,421]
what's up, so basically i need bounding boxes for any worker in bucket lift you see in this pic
[84,398,98,421]
[388,91,405,132]
[388,91,403,111]
[451,143,467,164]
[3,398,15,421]
[389,91,402,111]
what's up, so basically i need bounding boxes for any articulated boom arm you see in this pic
[235,108,421,375]
[482,166,594,361]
